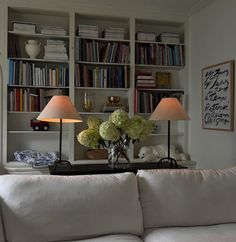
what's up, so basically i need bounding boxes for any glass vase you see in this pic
[108,140,130,169]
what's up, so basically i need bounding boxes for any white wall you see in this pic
[189,0,236,168]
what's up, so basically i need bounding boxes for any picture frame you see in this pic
[202,60,234,131]
[156,72,171,89]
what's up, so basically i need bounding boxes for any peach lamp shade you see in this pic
[149,97,190,121]
[37,95,82,123]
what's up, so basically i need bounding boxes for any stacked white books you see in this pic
[102,27,125,40]
[136,31,156,41]
[13,22,36,34]
[41,26,66,36]
[136,73,155,88]
[44,40,68,61]
[77,25,98,38]
[158,32,180,44]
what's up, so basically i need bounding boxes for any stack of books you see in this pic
[77,25,98,38]
[136,31,156,41]
[12,21,36,34]
[41,26,66,36]
[44,40,68,61]
[136,72,155,88]
[158,32,180,44]
[102,27,125,40]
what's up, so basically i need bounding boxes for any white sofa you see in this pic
[0,167,236,242]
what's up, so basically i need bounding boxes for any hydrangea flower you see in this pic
[109,109,129,129]
[139,120,155,140]
[87,116,102,130]
[99,121,121,142]
[77,129,100,148]
[77,110,154,150]
[124,115,145,140]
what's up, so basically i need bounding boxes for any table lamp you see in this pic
[37,95,82,170]
[149,97,190,167]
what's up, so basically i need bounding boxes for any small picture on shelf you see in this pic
[12,21,36,34]
[102,96,125,113]
[156,72,171,89]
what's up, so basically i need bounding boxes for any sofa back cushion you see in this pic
[0,173,143,242]
[0,206,5,242]
[137,167,236,228]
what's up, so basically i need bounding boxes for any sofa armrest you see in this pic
[0,199,6,242]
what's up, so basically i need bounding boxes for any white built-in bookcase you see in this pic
[1,4,188,173]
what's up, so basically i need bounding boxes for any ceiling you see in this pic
[69,0,212,17]
[137,0,204,13]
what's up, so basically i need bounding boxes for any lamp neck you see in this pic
[168,120,170,159]
[59,118,62,161]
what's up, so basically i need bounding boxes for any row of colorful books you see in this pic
[8,88,68,112]
[134,89,183,113]
[76,38,129,63]
[75,64,129,88]
[135,43,184,66]
[8,60,69,87]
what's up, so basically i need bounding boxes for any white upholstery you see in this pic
[0,173,143,242]
[71,234,143,241]
[0,206,5,242]
[143,223,236,242]
[137,167,236,228]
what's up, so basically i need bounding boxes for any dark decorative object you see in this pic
[30,119,49,131]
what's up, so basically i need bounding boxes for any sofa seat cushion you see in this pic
[0,173,143,242]
[143,223,236,242]
[69,234,143,241]
[137,167,236,228]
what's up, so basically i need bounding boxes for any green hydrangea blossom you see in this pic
[87,116,102,130]
[77,128,100,148]
[124,115,145,140]
[99,121,121,142]
[139,120,155,140]
[109,109,129,129]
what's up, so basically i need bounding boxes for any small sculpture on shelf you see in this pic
[102,96,125,113]
[30,119,49,131]
[25,40,41,59]
[138,144,187,162]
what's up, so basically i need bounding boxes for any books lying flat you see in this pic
[41,25,66,36]
[12,21,36,34]
[158,32,180,44]
[102,104,125,113]
[136,31,156,41]
[103,27,125,40]
[77,25,98,38]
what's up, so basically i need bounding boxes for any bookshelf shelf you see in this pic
[135,88,184,92]
[75,61,129,66]
[9,57,69,63]
[76,36,130,43]
[150,132,184,137]
[2,6,188,171]
[75,87,129,91]
[8,85,69,89]
[79,112,110,115]
[8,31,70,39]
[8,131,69,134]
[135,64,183,69]
[135,40,184,45]
[8,111,40,114]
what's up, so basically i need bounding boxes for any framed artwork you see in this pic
[156,72,171,89]
[202,60,234,131]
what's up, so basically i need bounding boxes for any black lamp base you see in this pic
[158,157,178,168]
[53,159,72,171]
